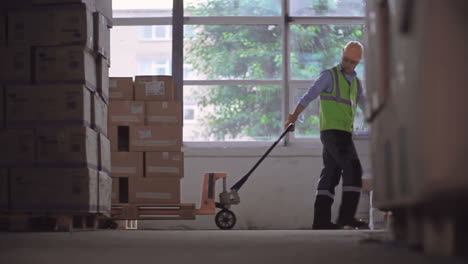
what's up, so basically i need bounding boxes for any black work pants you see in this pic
[317,129,362,198]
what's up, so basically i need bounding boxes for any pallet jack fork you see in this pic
[196,123,295,230]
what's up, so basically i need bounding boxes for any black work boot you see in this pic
[312,195,340,230]
[337,191,369,229]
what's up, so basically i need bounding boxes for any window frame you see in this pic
[112,0,367,146]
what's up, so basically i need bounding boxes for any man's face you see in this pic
[341,56,360,74]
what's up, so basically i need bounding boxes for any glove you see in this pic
[285,114,297,132]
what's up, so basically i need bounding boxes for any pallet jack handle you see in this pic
[230,123,295,192]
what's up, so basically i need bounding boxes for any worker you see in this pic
[285,41,368,230]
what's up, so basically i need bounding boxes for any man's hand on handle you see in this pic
[285,114,297,132]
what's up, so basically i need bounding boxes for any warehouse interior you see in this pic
[1,0,467,263]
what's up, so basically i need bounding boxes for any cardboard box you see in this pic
[8,6,93,49]
[0,169,8,212]
[10,168,99,213]
[0,1,34,10]
[145,101,182,126]
[129,177,180,204]
[0,86,4,127]
[109,77,133,101]
[145,152,184,178]
[0,14,5,45]
[98,133,110,174]
[109,101,144,126]
[0,46,31,84]
[95,0,112,26]
[0,129,35,168]
[94,12,110,59]
[97,56,109,103]
[98,171,111,216]
[111,152,143,178]
[6,9,36,45]
[36,126,99,169]
[35,45,97,90]
[134,76,174,101]
[130,125,182,152]
[92,92,108,136]
[32,0,112,26]
[6,85,92,128]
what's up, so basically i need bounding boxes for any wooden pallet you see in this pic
[111,203,196,220]
[0,213,101,232]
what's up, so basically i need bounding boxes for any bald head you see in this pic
[341,41,363,74]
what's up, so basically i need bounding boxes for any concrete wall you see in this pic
[139,138,371,230]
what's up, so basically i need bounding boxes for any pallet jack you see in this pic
[196,123,295,229]
[107,123,294,230]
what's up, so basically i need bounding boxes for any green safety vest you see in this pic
[319,65,361,132]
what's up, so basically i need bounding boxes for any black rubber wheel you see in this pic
[215,209,236,230]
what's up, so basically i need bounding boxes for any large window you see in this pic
[111,0,367,142]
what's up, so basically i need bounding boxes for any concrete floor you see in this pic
[0,230,465,264]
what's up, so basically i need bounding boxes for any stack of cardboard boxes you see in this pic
[109,76,184,206]
[0,0,112,216]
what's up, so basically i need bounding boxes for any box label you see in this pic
[111,116,139,122]
[134,140,177,147]
[109,79,118,88]
[136,192,172,200]
[147,166,179,174]
[138,129,152,139]
[145,81,165,96]
[131,104,144,114]
[112,167,137,174]
[146,115,177,123]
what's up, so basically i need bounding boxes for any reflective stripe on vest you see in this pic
[320,67,360,106]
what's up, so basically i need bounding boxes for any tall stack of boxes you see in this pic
[0,0,112,216]
[109,76,183,205]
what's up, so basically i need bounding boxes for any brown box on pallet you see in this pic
[134,76,174,101]
[32,0,112,26]
[98,171,112,216]
[109,77,133,101]
[92,92,108,136]
[10,168,100,213]
[98,133,111,174]
[36,126,99,169]
[111,152,143,178]
[0,129,35,168]
[129,177,180,204]
[145,101,182,126]
[145,152,184,178]
[109,101,144,126]
[97,56,109,103]
[35,45,97,91]
[0,169,8,212]
[8,5,93,49]
[94,12,111,60]
[0,46,31,84]
[0,86,4,127]
[0,14,5,45]
[6,85,92,128]
[130,125,182,152]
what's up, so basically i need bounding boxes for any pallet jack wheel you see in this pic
[215,209,236,230]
